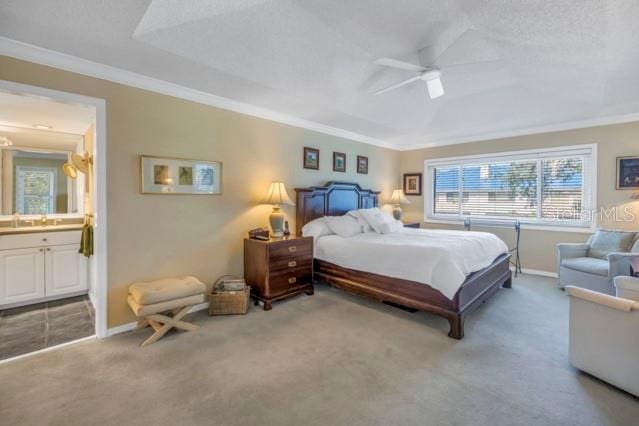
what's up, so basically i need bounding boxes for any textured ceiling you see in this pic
[1,0,639,149]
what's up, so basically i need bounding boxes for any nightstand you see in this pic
[403,222,421,229]
[244,235,314,310]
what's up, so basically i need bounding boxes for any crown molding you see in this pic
[398,112,639,151]
[0,36,396,150]
[3,37,639,152]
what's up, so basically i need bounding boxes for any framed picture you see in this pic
[403,173,422,196]
[303,147,319,170]
[333,152,346,172]
[357,155,368,174]
[141,155,222,194]
[617,156,639,189]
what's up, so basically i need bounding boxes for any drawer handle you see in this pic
[39,248,44,252]
[288,246,297,253]
[288,277,297,284]
[288,261,297,268]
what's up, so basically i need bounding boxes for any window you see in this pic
[425,145,596,229]
[15,166,57,215]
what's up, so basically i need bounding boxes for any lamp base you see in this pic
[269,206,285,238]
[392,205,403,221]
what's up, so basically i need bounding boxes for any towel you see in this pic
[79,223,94,257]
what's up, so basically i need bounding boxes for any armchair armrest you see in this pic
[608,252,639,278]
[557,243,590,259]
[566,285,638,312]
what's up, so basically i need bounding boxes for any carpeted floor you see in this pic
[0,274,637,425]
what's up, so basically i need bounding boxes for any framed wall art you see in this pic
[333,152,346,172]
[303,147,320,170]
[141,155,222,194]
[617,156,639,190]
[357,155,368,174]
[403,173,422,196]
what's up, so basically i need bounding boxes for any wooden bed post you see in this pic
[447,313,465,340]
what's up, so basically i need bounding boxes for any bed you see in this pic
[295,181,512,339]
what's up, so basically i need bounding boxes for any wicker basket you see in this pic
[209,276,250,315]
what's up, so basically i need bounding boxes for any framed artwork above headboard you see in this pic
[294,181,379,235]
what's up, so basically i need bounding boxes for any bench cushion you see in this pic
[129,275,205,305]
[128,294,205,317]
[562,257,609,277]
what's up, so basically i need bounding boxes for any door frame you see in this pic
[0,79,108,338]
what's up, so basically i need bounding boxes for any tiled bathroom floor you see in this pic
[0,295,95,361]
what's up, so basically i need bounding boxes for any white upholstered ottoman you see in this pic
[127,276,206,346]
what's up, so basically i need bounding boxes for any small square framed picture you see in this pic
[616,156,639,189]
[333,152,346,172]
[303,147,320,170]
[357,155,368,174]
[403,173,422,196]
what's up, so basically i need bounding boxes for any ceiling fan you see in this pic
[373,58,445,99]
[372,28,500,99]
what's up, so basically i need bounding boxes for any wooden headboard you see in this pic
[294,181,379,235]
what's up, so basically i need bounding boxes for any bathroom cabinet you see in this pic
[0,230,87,308]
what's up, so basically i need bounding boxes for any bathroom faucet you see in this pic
[40,215,48,227]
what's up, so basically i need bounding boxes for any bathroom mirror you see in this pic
[0,130,86,218]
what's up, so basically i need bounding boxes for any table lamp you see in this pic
[264,182,294,237]
[389,189,410,220]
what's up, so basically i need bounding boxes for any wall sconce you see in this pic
[63,152,92,179]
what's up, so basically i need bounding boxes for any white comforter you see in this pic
[314,228,509,299]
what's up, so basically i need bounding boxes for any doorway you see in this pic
[0,80,106,361]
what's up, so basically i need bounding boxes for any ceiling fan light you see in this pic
[426,77,444,99]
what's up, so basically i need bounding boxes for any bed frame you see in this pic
[295,181,512,339]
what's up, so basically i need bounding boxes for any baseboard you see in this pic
[105,302,210,337]
[511,266,558,278]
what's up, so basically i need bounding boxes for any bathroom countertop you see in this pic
[0,224,84,235]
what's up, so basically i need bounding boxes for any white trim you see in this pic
[106,302,210,337]
[0,335,96,365]
[423,144,598,232]
[0,79,109,339]
[399,113,639,151]
[0,36,394,150]
[513,267,558,278]
[106,321,137,337]
[3,37,639,152]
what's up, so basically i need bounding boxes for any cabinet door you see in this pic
[45,244,87,297]
[0,247,45,306]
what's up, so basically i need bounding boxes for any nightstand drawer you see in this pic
[269,269,313,294]
[270,257,312,273]
[268,239,312,261]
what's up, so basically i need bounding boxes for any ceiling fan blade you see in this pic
[374,58,426,73]
[373,75,422,95]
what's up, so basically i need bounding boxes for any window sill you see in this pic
[423,217,595,234]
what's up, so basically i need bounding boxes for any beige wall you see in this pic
[400,123,639,273]
[0,56,400,327]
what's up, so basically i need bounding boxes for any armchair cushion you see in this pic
[588,230,636,259]
[561,257,609,277]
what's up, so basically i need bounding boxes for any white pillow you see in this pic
[324,215,362,238]
[301,217,333,239]
[347,210,374,233]
[358,208,395,234]
[378,220,404,234]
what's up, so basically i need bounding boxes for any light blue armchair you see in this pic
[558,230,639,295]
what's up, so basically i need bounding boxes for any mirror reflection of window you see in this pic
[1,148,82,216]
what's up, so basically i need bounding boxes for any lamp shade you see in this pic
[389,189,410,205]
[264,181,294,206]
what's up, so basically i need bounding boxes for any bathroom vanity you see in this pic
[0,228,87,309]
